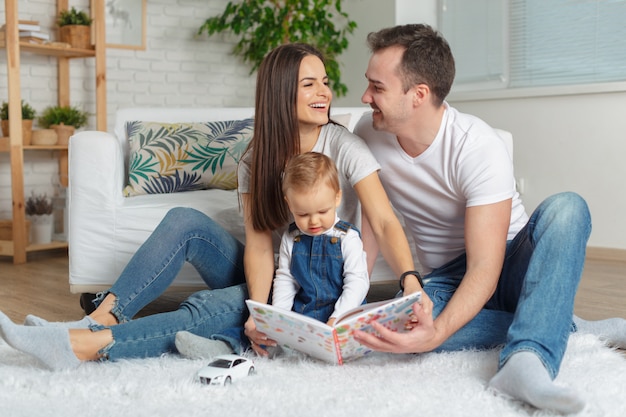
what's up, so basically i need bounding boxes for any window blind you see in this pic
[439,0,626,92]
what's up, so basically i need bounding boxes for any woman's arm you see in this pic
[354,172,426,297]
[360,214,380,276]
[241,193,276,303]
[241,193,279,354]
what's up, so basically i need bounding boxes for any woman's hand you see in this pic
[244,316,276,356]
[353,300,439,354]
[403,278,434,320]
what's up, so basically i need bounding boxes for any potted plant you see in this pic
[1,100,36,145]
[25,192,54,244]
[198,0,356,97]
[38,105,89,145]
[57,6,93,50]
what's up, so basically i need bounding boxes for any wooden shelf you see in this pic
[0,137,68,152]
[2,0,106,264]
[23,144,69,150]
[0,239,68,256]
[27,240,69,252]
[0,40,95,58]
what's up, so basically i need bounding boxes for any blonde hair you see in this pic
[282,152,340,197]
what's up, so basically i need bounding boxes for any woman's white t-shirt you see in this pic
[238,122,381,251]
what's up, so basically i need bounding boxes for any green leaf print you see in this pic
[127,152,159,184]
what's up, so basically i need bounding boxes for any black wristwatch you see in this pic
[399,270,424,291]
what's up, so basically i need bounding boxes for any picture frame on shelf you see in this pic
[93,0,146,50]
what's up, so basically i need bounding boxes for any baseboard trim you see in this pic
[586,247,626,263]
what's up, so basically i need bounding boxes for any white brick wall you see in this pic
[0,0,255,219]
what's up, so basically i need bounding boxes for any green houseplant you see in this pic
[199,0,356,97]
[38,105,89,145]
[57,7,93,50]
[1,100,36,145]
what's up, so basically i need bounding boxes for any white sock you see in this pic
[574,315,626,348]
[175,331,233,360]
[0,311,81,370]
[24,314,98,329]
[488,351,585,414]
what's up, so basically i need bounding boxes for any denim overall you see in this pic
[289,220,360,322]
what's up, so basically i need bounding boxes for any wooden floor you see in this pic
[1,249,625,324]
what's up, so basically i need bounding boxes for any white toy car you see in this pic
[196,354,255,386]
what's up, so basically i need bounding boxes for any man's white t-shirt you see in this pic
[355,104,528,273]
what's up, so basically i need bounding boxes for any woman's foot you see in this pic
[0,311,80,370]
[175,331,233,360]
[23,315,98,328]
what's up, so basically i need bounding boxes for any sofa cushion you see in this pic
[123,118,254,197]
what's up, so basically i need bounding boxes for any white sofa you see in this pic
[68,107,419,295]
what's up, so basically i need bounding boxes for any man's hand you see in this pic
[353,299,439,354]
[243,316,276,356]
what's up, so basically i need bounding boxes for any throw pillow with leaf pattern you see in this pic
[123,119,253,197]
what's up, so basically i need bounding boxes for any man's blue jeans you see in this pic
[422,192,591,378]
[91,207,249,360]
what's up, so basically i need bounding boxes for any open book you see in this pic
[246,291,422,365]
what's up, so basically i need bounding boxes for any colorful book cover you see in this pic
[246,291,422,365]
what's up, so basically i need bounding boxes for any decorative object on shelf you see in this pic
[0,219,31,243]
[52,183,68,242]
[38,105,89,145]
[31,128,58,145]
[198,0,356,97]
[0,20,50,44]
[25,192,54,244]
[0,100,36,145]
[57,6,93,50]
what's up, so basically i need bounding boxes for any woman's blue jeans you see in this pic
[91,207,249,361]
[423,192,591,378]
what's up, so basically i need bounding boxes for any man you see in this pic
[353,24,625,414]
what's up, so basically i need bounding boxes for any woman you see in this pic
[0,44,417,370]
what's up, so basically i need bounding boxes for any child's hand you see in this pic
[326,317,336,327]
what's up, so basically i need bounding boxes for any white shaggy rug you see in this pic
[1,333,624,417]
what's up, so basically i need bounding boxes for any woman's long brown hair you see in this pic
[247,43,327,231]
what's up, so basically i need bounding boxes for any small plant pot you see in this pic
[59,25,91,50]
[27,214,54,244]
[31,129,59,146]
[51,124,76,145]
[1,119,34,145]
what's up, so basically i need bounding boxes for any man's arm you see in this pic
[354,172,433,308]
[354,199,511,353]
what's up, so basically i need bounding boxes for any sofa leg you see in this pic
[79,293,97,315]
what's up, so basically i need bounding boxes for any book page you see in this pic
[333,292,422,362]
[246,300,341,364]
